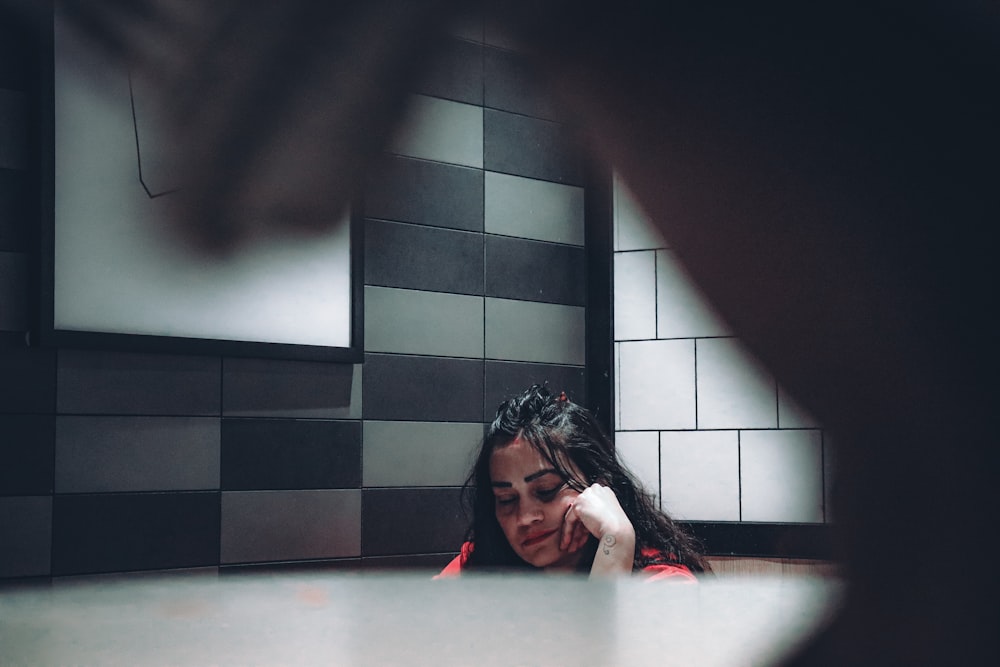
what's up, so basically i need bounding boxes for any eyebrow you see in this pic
[491,468,560,487]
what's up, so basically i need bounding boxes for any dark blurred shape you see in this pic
[5,0,998,664]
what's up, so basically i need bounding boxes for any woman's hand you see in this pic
[559,483,636,576]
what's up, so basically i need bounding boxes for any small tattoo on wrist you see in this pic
[602,534,617,555]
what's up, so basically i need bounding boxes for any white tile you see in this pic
[55,416,220,493]
[485,171,584,245]
[365,286,483,358]
[614,343,622,428]
[660,431,740,521]
[221,490,361,563]
[613,173,665,251]
[485,297,585,365]
[614,251,657,341]
[696,338,777,429]
[614,431,660,502]
[0,89,28,170]
[655,249,731,339]
[363,420,483,487]
[740,430,824,523]
[778,384,821,428]
[391,94,483,168]
[618,340,696,430]
[0,251,27,330]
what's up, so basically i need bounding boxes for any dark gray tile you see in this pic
[364,155,483,232]
[0,168,30,251]
[360,553,457,571]
[0,415,54,495]
[58,349,221,416]
[220,489,361,563]
[484,361,587,423]
[362,488,466,556]
[54,416,220,493]
[0,89,27,170]
[0,23,33,90]
[484,46,560,121]
[221,418,361,490]
[363,354,484,422]
[219,558,362,576]
[484,108,585,185]
[222,358,359,419]
[0,250,27,330]
[51,492,221,576]
[414,37,483,105]
[485,235,587,305]
[0,345,55,414]
[0,496,51,578]
[364,219,484,295]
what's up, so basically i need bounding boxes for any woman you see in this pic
[438,385,708,580]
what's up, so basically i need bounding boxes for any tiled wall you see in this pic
[1,19,599,578]
[612,176,833,525]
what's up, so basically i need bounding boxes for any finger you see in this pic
[560,503,579,550]
[571,520,591,552]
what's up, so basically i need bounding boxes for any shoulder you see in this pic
[636,547,698,583]
[433,542,475,579]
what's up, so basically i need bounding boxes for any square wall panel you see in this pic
[655,250,732,339]
[778,384,821,428]
[485,298,585,365]
[52,492,220,576]
[362,488,466,556]
[613,250,656,340]
[484,171,584,245]
[660,431,740,521]
[391,94,483,168]
[613,173,665,251]
[365,218,484,295]
[484,235,586,306]
[58,349,220,416]
[0,496,52,578]
[221,489,361,564]
[0,415,54,495]
[363,420,483,487]
[56,416,220,493]
[222,358,359,419]
[363,353,484,422]
[614,431,660,502]
[484,361,586,422]
[696,338,777,430]
[364,154,483,232]
[740,430,824,523]
[221,419,361,491]
[617,340,696,430]
[365,286,483,358]
[0,346,55,414]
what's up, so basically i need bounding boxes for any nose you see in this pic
[516,498,544,527]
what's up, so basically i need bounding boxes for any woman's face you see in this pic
[489,437,584,570]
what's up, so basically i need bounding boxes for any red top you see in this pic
[435,542,697,582]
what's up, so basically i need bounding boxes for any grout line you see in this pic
[737,430,743,522]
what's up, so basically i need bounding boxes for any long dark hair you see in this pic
[462,384,708,573]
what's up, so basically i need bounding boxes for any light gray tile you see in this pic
[696,338,777,430]
[485,171,584,245]
[0,496,52,578]
[614,430,660,502]
[221,489,361,564]
[740,430,824,523]
[0,88,27,170]
[656,249,732,339]
[0,251,27,330]
[613,173,665,251]
[614,250,656,341]
[778,384,821,428]
[391,94,483,168]
[617,339,696,430]
[364,286,483,358]
[223,358,360,419]
[485,297,585,365]
[363,420,482,487]
[55,416,220,493]
[660,430,740,521]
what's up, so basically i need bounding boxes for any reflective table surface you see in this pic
[1,572,840,666]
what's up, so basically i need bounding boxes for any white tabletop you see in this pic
[0,572,840,666]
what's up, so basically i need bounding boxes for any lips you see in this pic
[521,529,558,548]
